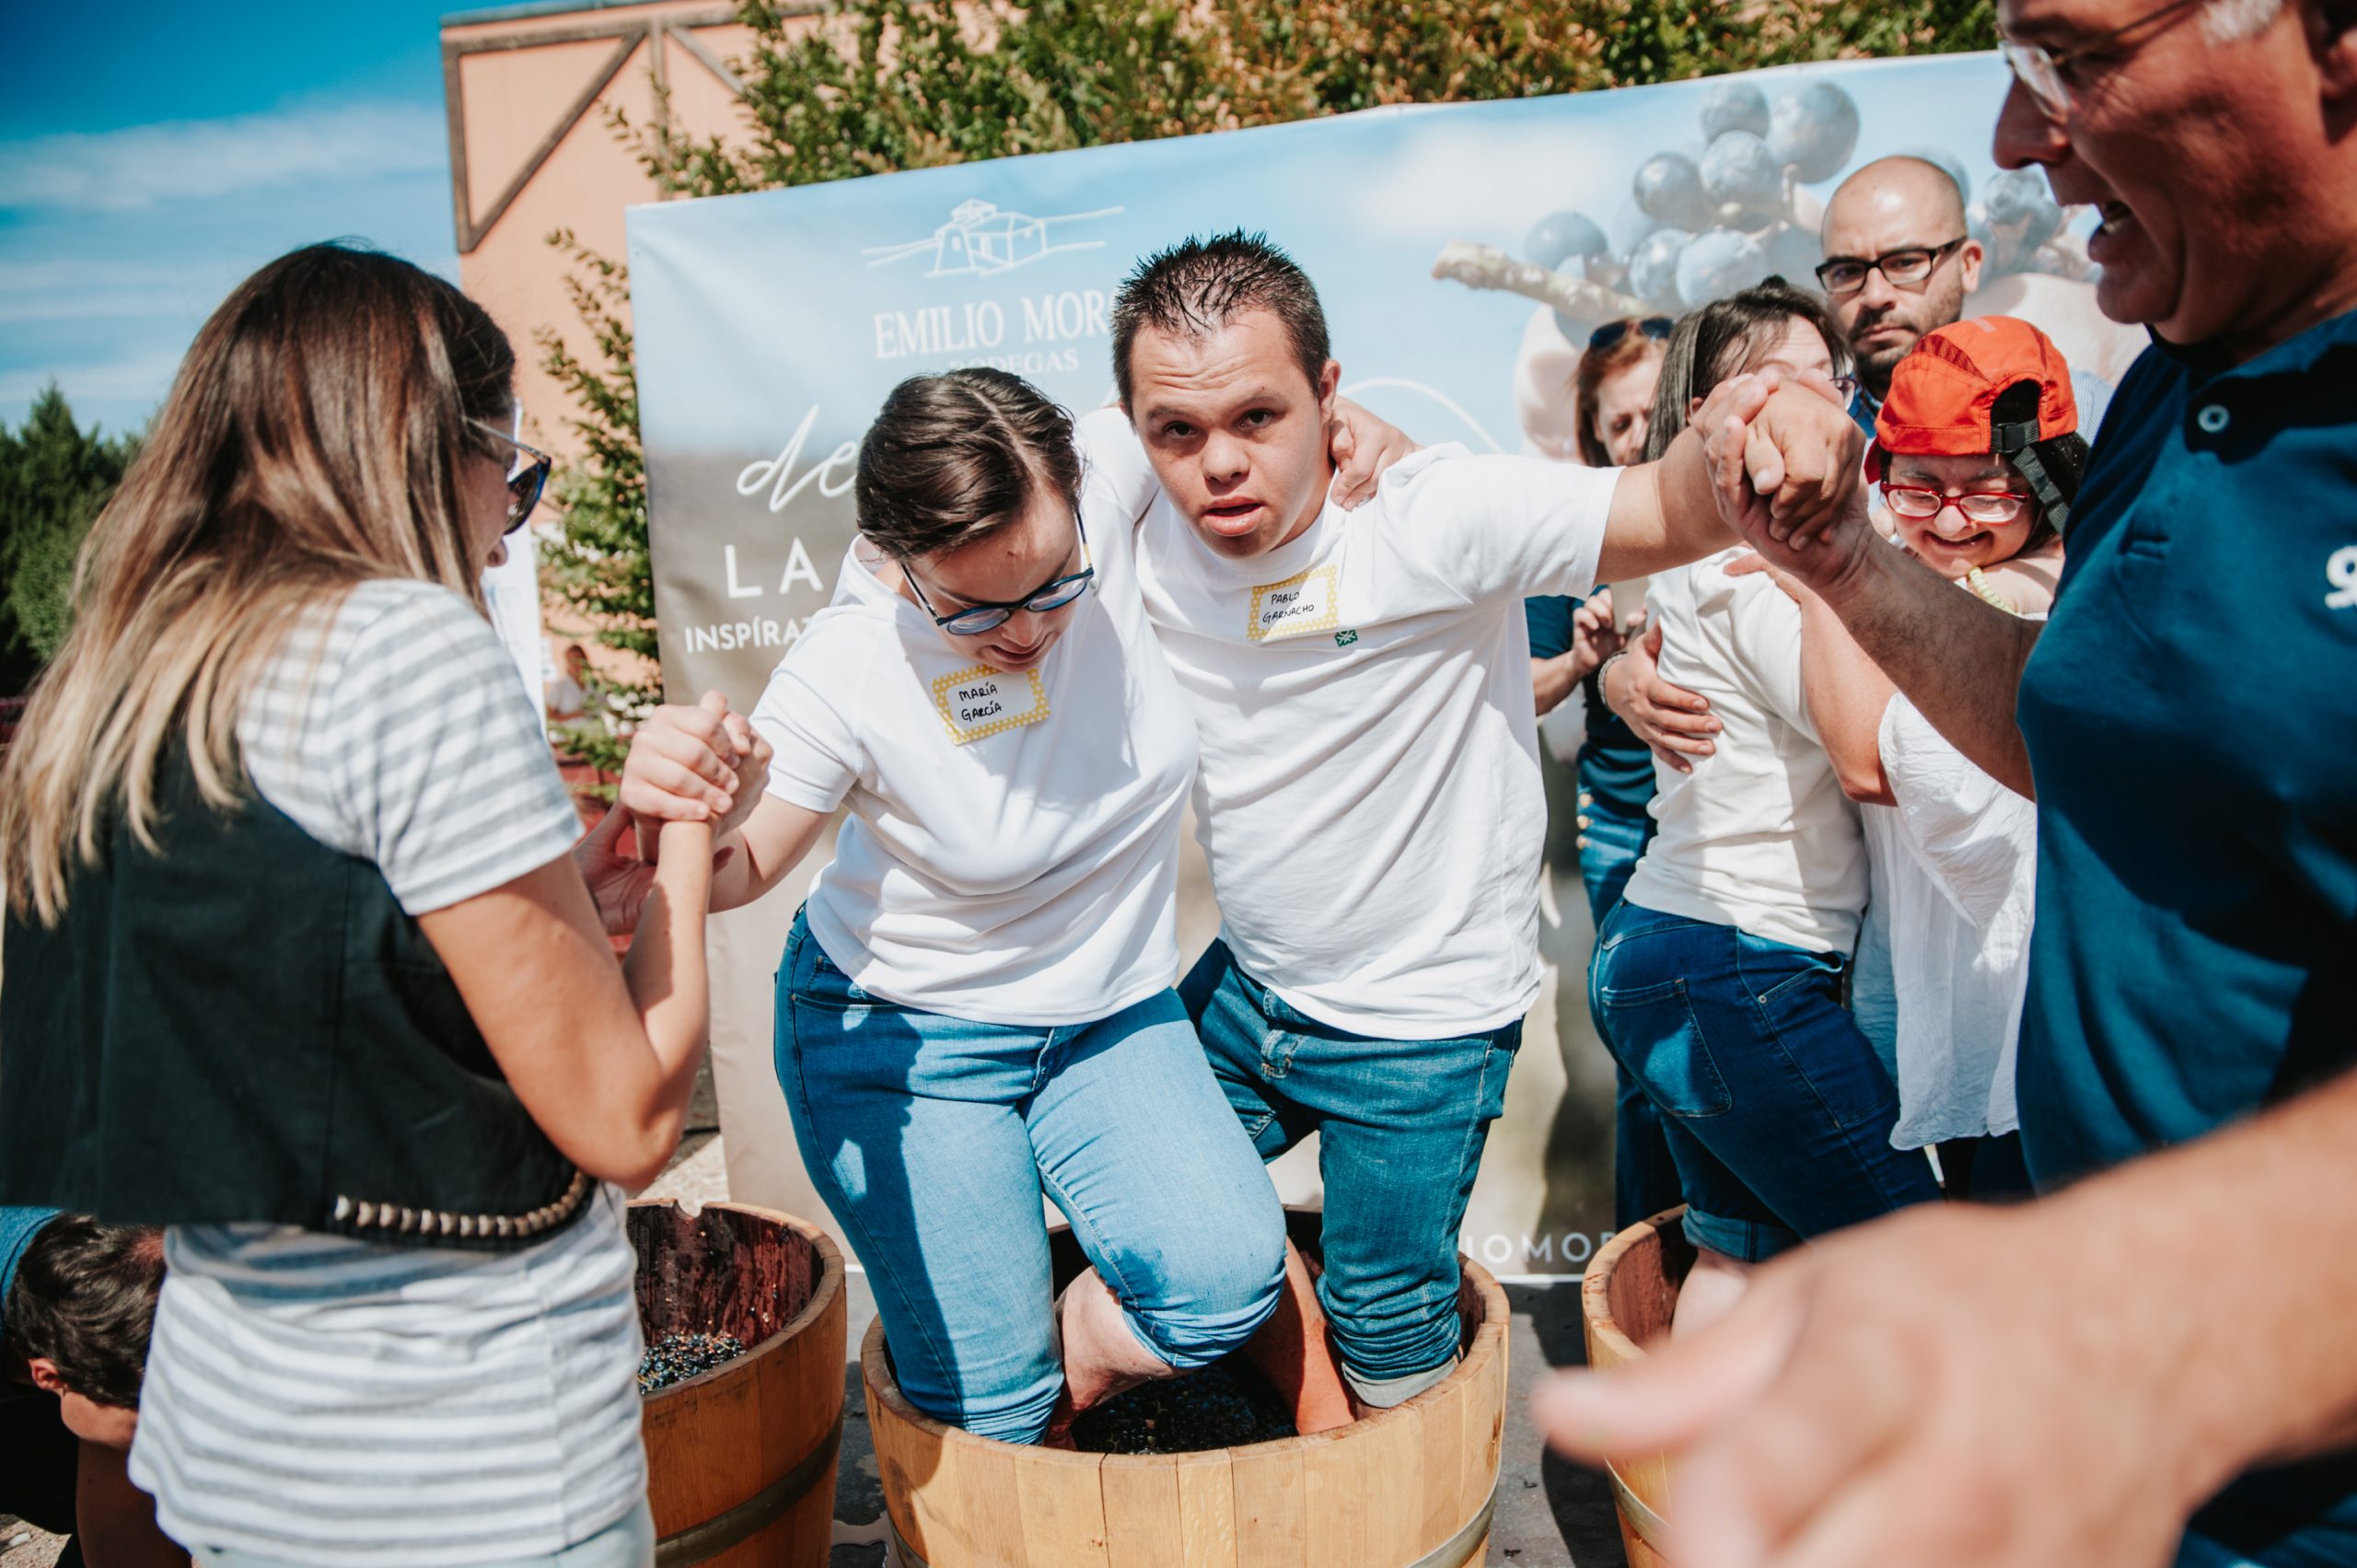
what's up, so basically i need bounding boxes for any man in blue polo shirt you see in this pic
[1538,0,2357,1562]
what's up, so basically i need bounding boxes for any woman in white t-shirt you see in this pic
[0,245,740,1567]
[1590,281,1941,1336]
[620,369,1295,1446]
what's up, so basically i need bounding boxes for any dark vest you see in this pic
[0,760,588,1249]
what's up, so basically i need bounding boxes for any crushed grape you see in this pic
[638,1330,746,1394]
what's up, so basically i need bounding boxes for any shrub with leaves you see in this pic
[0,386,143,695]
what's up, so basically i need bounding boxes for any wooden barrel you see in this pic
[1579,1208,1695,1567]
[862,1208,1507,1567]
[630,1200,847,1567]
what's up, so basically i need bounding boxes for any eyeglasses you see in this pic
[1815,238,1969,298]
[471,417,553,536]
[905,517,1097,635]
[1880,482,2030,526]
[1589,317,1675,352]
[1999,0,2210,116]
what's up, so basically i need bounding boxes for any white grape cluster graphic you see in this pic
[1433,75,2092,458]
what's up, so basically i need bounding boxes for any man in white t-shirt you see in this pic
[1100,231,1860,1407]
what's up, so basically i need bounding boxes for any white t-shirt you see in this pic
[1852,689,2037,1148]
[133,580,645,1567]
[1621,550,1867,955]
[750,417,1196,1027]
[1124,437,1619,1037]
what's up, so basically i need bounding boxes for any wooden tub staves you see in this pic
[629,1200,847,1567]
[862,1208,1509,1566]
[1579,1207,1697,1567]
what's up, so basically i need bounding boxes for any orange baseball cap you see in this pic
[1866,316,2078,482]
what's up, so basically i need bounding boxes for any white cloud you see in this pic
[0,102,446,215]
[0,260,201,323]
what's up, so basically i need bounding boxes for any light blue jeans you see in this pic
[777,912,1286,1445]
[1179,937,1519,1406]
[192,1502,655,1568]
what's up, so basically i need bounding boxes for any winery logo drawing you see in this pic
[863,198,1124,279]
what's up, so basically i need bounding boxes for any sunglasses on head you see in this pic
[471,418,552,536]
[1588,316,1675,352]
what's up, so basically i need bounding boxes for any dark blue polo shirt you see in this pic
[2014,308,2357,1555]
[1525,597,1655,822]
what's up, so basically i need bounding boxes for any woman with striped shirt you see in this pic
[0,245,746,1567]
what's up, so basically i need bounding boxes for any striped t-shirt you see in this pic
[126,579,646,1566]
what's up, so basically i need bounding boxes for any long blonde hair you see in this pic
[0,245,517,923]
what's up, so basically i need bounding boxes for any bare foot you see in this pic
[1057,1268,1175,1421]
[1244,1242,1357,1434]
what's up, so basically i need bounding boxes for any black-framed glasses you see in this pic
[1589,316,1675,352]
[1999,0,2210,116]
[1880,481,2030,526]
[472,418,553,536]
[1814,237,1969,298]
[905,517,1096,635]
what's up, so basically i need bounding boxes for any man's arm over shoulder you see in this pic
[1074,406,1160,525]
[1384,449,1620,605]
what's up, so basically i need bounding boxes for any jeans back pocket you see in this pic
[1596,978,1733,1120]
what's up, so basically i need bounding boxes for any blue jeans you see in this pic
[1589,901,1939,1262]
[1573,797,1683,1230]
[777,913,1284,1446]
[192,1503,656,1568]
[1179,938,1519,1405]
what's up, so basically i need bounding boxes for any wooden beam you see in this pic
[459,29,644,252]
[443,42,474,256]
[447,6,737,55]
[666,22,749,99]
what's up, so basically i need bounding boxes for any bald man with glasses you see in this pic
[1816,156,1985,435]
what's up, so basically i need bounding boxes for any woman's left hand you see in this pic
[573,800,734,937]
[1328,399,1419,509]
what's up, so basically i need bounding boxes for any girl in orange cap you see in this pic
[1776,314,2089,1201]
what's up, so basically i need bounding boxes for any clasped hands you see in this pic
[575,691,772,935]
[1694,366,1873,584]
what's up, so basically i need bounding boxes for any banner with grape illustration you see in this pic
[629,50,2139,1272]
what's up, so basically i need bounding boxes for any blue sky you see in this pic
[0,1,468,436]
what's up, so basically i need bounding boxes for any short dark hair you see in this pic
[854,367,1084,560]
[1643,277,1852,461]
[5,1216,166,1410]
[1110,230,1332,407]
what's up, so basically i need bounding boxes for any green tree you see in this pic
[0,385,142,694]
[541,0,1998,750]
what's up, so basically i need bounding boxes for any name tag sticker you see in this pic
[932,665,1050,745]
[1247,563,1342,642]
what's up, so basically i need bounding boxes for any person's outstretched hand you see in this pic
[1329,398,1419,509]
[1602,623,1718,772]
[1535,1199,2200,1568]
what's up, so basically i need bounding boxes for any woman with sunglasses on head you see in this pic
[0,244,741,1567]
[1588,279,1941,1338]
[619,368,1412,1446]
[1763,318,2083,1202]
